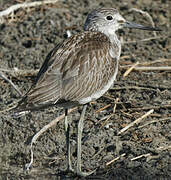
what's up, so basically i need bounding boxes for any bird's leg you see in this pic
[64,109,74,172]
[76,104,96,177]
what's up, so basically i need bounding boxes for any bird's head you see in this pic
[84,8,161,36]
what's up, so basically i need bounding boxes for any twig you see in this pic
[123,61,139,77]
[121,58,171,66]
[124,35,167,44]
[0,101,19,114]
[138,117,171,129]
[98,98,119,127]
[115,80,171,90]
[131,153,151,161]
[100,113,114,128]
[97,114,113,124]
[113,98,119,113]
[130,104,171,111]
[118,109,154,135]
[0,0,60,23]
[91,147,104,159]
[120,55,130,59]
[0,70,22,96]
[106,153,126,166]
[0,68,39,77]
[25,107,77,171]
[129,8,157,36]
[130,66,171,71]
[156,145,171,151]
[31,108,77,145]
[95,104,111,113]
[110,86,158,91]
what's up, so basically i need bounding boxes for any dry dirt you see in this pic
[0,0,170,179]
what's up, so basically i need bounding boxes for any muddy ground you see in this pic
[0,0,170,179]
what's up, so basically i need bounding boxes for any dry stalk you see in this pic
[100,114,114,128]
[131,153,151,161]
[110,86,158,91]
[0,101,19,114]
[124,35,166,44]
[95,104,112,113]
[25,107,77,171]
[156,145,171,151]
[129,8,157,36]
[0,68,39,77]
[123,58,171,66]
[131,66,171,71]
[118,109,154,135]
[106,153,126,166]
[0,0,60,24]
[138,117,171,129]
[123,61,139,77]
[130,104,171,111]
[113,98,120,113]
[0,70,22,96]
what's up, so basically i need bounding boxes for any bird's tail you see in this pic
[12,95,54,118]
[12,95,78,118]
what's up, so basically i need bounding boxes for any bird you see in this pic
[14,8,161,177]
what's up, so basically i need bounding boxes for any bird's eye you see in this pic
[106,15,113,21]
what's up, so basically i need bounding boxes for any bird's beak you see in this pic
[124,21,161,31]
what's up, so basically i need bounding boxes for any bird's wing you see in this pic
[18,31,117,111]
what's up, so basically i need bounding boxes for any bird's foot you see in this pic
[76,167,96,177]
[76,159,96,177]
[65,165,95,177]
[66,163,74,173]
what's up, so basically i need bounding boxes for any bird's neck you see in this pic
[99,27,120,43]
[108,32,120,44]
[90,26,122,59]
[105,32,121,59]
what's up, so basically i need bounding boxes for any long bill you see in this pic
[124,21,161,31]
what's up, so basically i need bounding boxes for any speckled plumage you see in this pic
[29,32,118,103]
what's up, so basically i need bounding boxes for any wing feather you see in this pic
[18,31,118,110]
